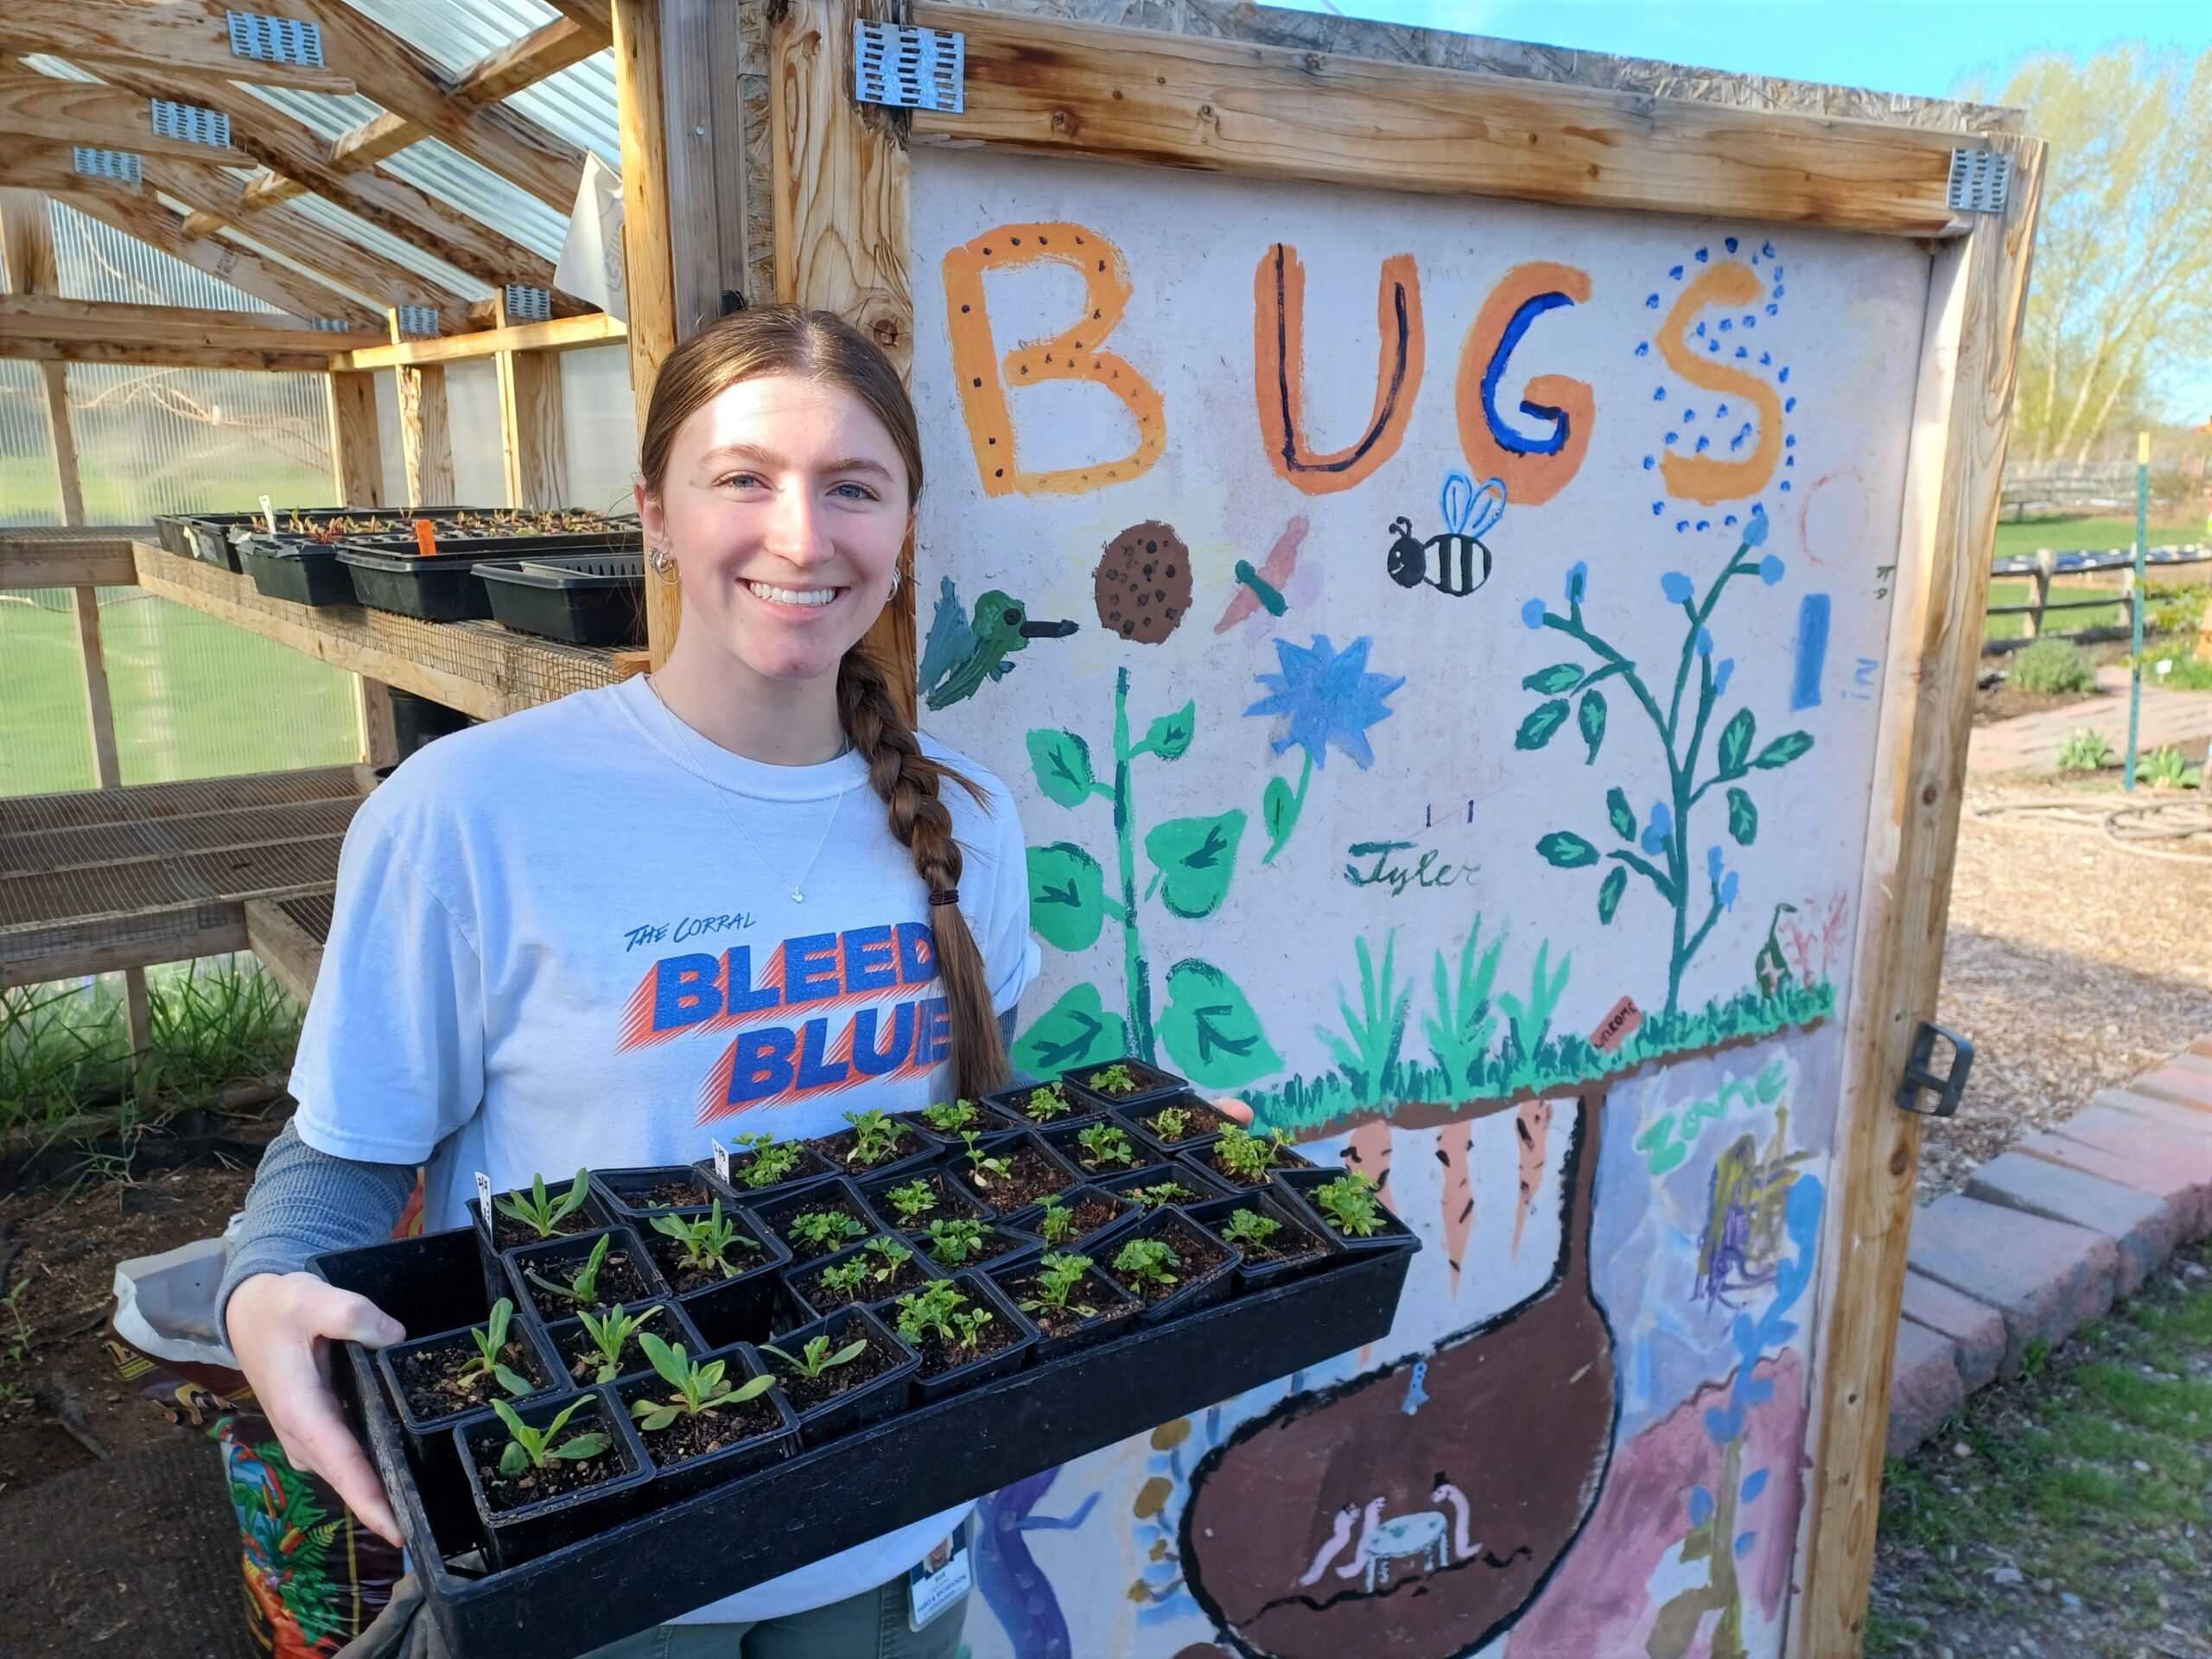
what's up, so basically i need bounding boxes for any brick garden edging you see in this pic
[1887,1039,2212,1455]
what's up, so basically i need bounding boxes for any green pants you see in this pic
[578,1574,968,1659]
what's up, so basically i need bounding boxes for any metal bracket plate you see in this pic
[1947,149,2011,215]
[1896,1021,1974,1118]
[72,147,143,185]
[500,285,552,324]
[854,20,963,114]
[227,10,325,67]
[150,99,233,149]
[394,304,442,339]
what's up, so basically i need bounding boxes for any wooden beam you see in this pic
[265,0,586,211]
[1795,132,2048,1652]
[72,589,120,785]
[353,677,401,768]
[0,186,57,295]
[326,17,608,173]
[0,529,142,589]
[0,73,249,164]
[772,0,915,715]
[326,369,385,509]
[543,0,613,40]
[613,0,681,668]
[43,184,380,333]
[912,3,1977,238]
[495,292,567,510]
[39,362,84,524]
[0,147,144,198]
[244,897,325,1003]
[391,309,453,508]
[0,293,348,365]
[340,310,625,369]
[660,0,750,333]
[0,0,356,94]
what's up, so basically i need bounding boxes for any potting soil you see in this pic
[1003,1266,1119,1338]
[766,1328,905,1412]
[1006,1086,1080,1122]
[793,1244,931,1310]
[525,1246,652,1318]
[1044,1195,1128,1243]
[1216,1205,1325,1267]
[395,1335,543,1418]
[1069,1135,1141,1175]
[552,1310,673,1384]
[963,1146,1075,1210]
[1117,1219,1230,1306]
[628,1392,784,1464]
[653,1236,770,1294]
[471,1438,623,1513]
[779,1203,872,1260]
[807,1125,921,1173]
[620,1177,716,1211]
[877,1172,963,1225]
[492,1207,598,1251]
[1124,1179,1202,1208]
[902,1311,1022,1378]
[1135,1103,1233,1143]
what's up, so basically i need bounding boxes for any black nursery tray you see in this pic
[338,532,640,622]
[477,552,645,647]
[327,1200,1415,1658]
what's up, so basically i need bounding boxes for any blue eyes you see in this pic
[715,474,877,501]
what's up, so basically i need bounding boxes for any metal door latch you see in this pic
[1897,1022,1974,1118]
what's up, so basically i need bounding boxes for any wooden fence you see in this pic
[1982,543,2211,652]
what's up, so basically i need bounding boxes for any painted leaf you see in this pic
[1141,700,1196,761]
[1598,863,1627,924]
[1262,773,1300,860]
[1515,699,1571,751]
[1577,689,1607,764]
[1026,842,1106,951]
[1726,786,1758,846]
[1027,728,1096,807]
[1605,785,1637,842]
[1522,662,1583,695]
[1536,831,1599,868]
[1717,707,1757,777]
[1753,731,1816,769]
[1158,957,1282,1088]
[1145,810,1248,919]
[1014,982,1128,1076]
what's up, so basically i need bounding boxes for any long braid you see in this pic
[838,647,1009,1098]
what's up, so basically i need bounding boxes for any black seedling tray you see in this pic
[588,1165,734,1223]
[177,511,267,570]
[1272,1166,1422,1256]
[1107,1209,1242,1325]
[1061,1055,1189,1112]
[1114,1094,1242,1160]
[477,553,645,647]
[339,532,638,622]
[997,1181,1141,1254]
[855,1163,990,1234]
[1040,1116,1148,1180]
[982,1078,1104,1131]
[540,1297,705,1390]
[1096,1160,1236,1210]
[238,535,360,606]
[1184,1192,1341,1293]
[891,1270,1040,1405]
[614,1342,800,1503]
[455,1386,655,1573]
[151,514,196,557]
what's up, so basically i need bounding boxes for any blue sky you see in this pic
[1274,1,2212,100]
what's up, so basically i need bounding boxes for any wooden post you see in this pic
[2022,546,2053,639]
[493,290,569,510]
[389,309,453,509]
[658,0,750,337]
[1794,131,2046,1654]
[771,0,918,717]
[612,0,682,667]
[325,369,386,509]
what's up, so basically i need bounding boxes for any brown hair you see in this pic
[639,306,1008,1098]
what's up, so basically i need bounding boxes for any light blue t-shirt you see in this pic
[291,671,1039,1623]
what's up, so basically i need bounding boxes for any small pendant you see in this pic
[791,887,804,903]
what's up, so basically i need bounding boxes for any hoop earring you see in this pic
[888,567,904,598]
[646,543,678,583]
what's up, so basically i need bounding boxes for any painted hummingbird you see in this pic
[918,579,1079,711]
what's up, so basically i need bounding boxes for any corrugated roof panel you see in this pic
[279,192,493,303]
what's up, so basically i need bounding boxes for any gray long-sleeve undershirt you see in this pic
[217,1006,1027,1338]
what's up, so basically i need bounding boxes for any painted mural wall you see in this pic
[907,149,1930,1659]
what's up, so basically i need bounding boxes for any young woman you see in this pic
[219,306,1039,1656]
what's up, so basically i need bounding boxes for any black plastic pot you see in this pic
[387,690,474,759]
[237,534,355,605]
[178,511,265,570]
[986,1253,1141,1361]
[1095,1160,1236,1211]
[151,514,194,557]
[1174,1138,1317,1192]
[886,1270,1040,1404]
[907,1220,1045,1276]
[944,1128,1084,1220]
[1183,1192,1342,1293]
[1271,1166,1423,1258]
[615,1342,800,1503]
[889,1102,993,1143]
[1103,1209,1242,1325]
[982,1078,1103,1131]
[757,1306,920,1446]
[997,1182,1141,1255]
[802,1117,942,1185]
[679,1274,810,1351]
[702,1143,840,1204]
[856,1163,989,1235]
[506,1225,668,1324]
[1114,1093,1243,1160]
[312,1226,496,1343]
[747,1177,879,1264]
[590,1165,732,1222]
[540,1297,705,1389]
[785,1235,944,1322]
[377,1310,562,1459]
[1039,1116,1148,1181]
[1061,1055,1189,1113]
[337,529,637,621]
[641,1205,792,1300]
[478,552,646,646]
[454,1386,656,1571]
[471,1178,614,1257]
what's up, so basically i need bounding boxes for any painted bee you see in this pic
[1387,474,1505,598]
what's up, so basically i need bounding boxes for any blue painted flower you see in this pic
[1641,801,1673,856]
[1744,507,1770,548]
[1707,845,1725,885]
[1565,562,1588,604]
[1522,598,1548,630]
[1661,571,1694,604]
[1721,871,1740,910]
[1244,634,1405,771]
[1759,554,1786,585]
[1695,626,1714,658]
[1714,658,1736,696]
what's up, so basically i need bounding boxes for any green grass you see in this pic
[1991,515,2199,563]
[1983,578,2133,642]
[0,587,360,795]
[2145,649,2212,691]
[0,957,304,1137]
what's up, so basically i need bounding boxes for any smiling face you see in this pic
[639,373,912,688]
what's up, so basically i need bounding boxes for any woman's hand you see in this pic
[1210,1096,1254,1125]
[226,1271,408,1546]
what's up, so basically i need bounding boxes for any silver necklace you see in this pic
[652,694,849,904]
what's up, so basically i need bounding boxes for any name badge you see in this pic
[906,1530,970,1631]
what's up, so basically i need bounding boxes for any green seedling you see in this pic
[1019,1082,1077,1122]
[491,1396,609,1478]
[920,1217,987,1267]
[861,1236,914,1281]
[732,1133,804,1189]
[1076,1122,1137,1169]
[921,1099,982,1135]
[1212,1124,1297,1183]
[457,1297,535,1399]
[880,1179,940,1225]
[1035,1197,1083,1244]
[893,1281,993,1353]
[842,1108,911,1168]
[789,1208,868,1251]
[1019,1252,1098,1318]
[958,1130,1013,1190]
[1112,1236,1182,1292]
[819,1256,874,1298]
[1218,1208,1283,1251]
[651,1200,759,1281]
[1148,1106,1192,1141]
[1311,1171,1385,1237]
[525,1234,612,1306]
[762,1332,870,1381]
[1086,1062,1141,1096]
[493,1169,590,1239]
[1124,1182,1194,1210]
[573,1301,664,1384]
[628,1332,774,1432]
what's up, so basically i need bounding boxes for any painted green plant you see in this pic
[1316,929,1412,1107]
[1422,914,1503,1092]
[1516,511,1814,1016]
